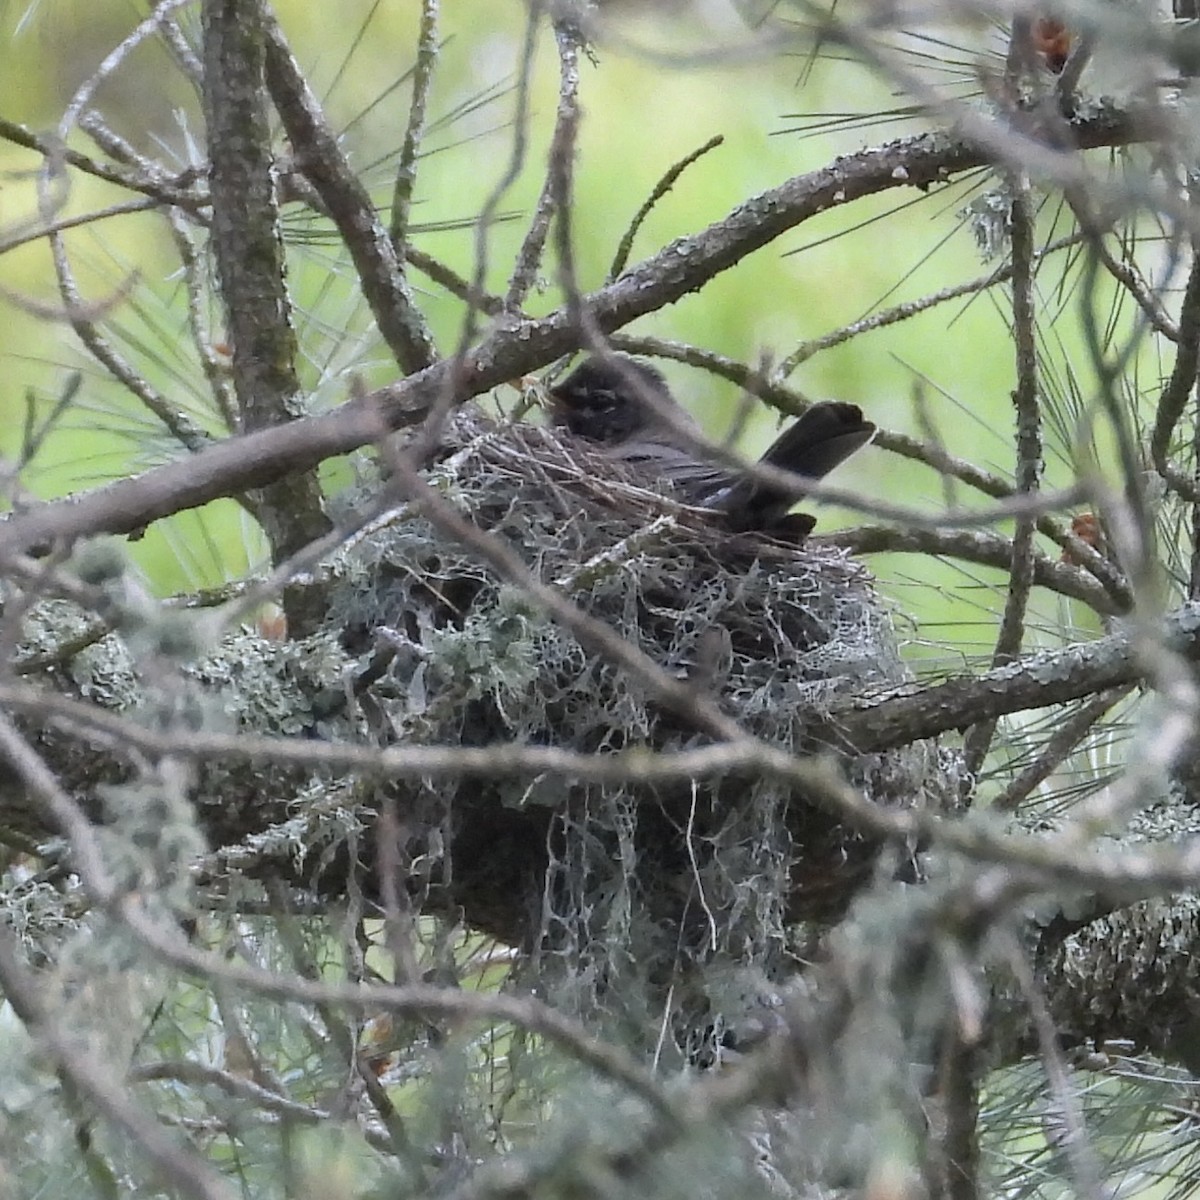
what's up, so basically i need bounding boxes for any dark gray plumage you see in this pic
[548,354,875,532]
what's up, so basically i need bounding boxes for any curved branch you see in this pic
[829,603,1200,753]
[831,525,1120,614]
[0,109,1142,558]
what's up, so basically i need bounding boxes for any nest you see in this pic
[325,407,956,1059]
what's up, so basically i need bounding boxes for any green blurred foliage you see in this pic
[0,1,1067,654]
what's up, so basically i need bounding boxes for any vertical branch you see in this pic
[201,0,331,582]
[1150,250,1200,491]
[506,9,583,310]
[1193,385,1200,599]
[202,0,299,434]
[547,20,585,333]
[964,179,1042,776]
[1150,241,1200,597]
[390,0,439,262]
[1000,182,1044,644]
[931,1027,981,1200]
[461,0,542,344]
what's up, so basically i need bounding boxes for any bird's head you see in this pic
[547,355,671,444]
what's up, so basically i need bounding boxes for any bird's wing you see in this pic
[601,403,875,530]
[606,437,734,501]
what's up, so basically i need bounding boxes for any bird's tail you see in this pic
[714,401,876,531]
[759,401,876,480]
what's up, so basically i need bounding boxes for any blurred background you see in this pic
[0,0,1085,658]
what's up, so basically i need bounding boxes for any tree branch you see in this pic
[202,0,331,570]
[262,12,437,374]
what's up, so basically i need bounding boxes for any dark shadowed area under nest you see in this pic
[323,406,959,1062]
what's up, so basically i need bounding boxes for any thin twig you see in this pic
[778,233,1092,375]
[965,178,1042,774]
[131,1060,325,1122]
[0,196,162,257]
[1077,216,1179,344]
[830,525,1120,615]
[990,685,1135,812]
[0,115,204,211]
[998,931,1107,1198]
[390,0,440,261]
[1078,243,1159,589]
[57,0,193,141]
[0,928,236,1200]
[38,196,212,454]
[160,13,205,84]
[1153,248,1200,503]
[504,8,584,309]
[607,135,724,281]
[407,245,507,315]
[470,0,540,328]
[165,211,239,433]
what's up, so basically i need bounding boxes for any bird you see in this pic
[547,354,876,533]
